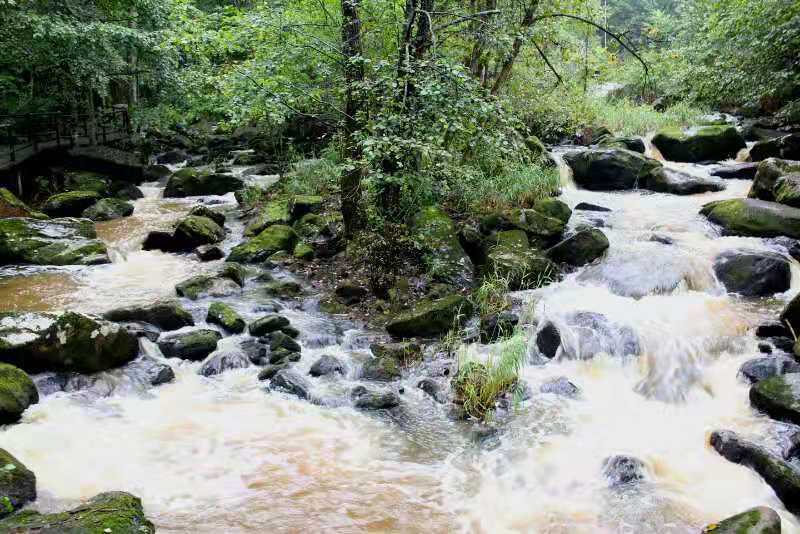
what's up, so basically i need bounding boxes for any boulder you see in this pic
[412,206,475,288]
[483,230,559,290]
[652,125,746,162]
[206,302,245,333]
[0,311,139,373]
[163,168,244,197]
[0,188,47,219]
[701,198,800,239]
[111,182,144,201]
[739,356,800,384]
[266,331,301,354]
[263,279,303,298]
[417,378,446,403]
[290,195,324,219]
[702,507,782,534]
[574,202,611,212]
[0,448,36,519]
[138,357,175,386]
[532,198,572,225]
[335,283,368,305]
[479,311,519,343]
[756,322,791,339]
[188,205,225,227]
[546,229,609,267]
[750,158,800,202]
[199,347,251,376]
[386,295,473,338]
[248,314,290,336]
[750,134,800,162]
[143,164,172,180]
[195,244,224,261]
[710,430,800,515]
[480,207,568,247]
[0,363,38,424]
[370,341,422,364]
[244,201,292,236]
[351,385,400,410]
[539,376,580,398]
[227,224,298,263]
[270,369,311,399]
[81,198,134,221]
[0,491,155,533]
[158,329,221,361]
[642,167,725,195]
[0,217,109,266]
[258,363,288,381]
[309,354,347,377]
[175,264,245,300]
[104,300,194,330]
[360,355,401,381]
[774,174,800,208]
[713,250,791,297]
[173,215,225,249]
[711,163,759,180]
[292,212,344,258]
[602,455,646,487]
[535,311,639,360]
[563,148,662,190]
[598,136,646,154]
[293,241,314,260]
[42,190,100,217]
[750,373,800,425]
[156,148,188,164]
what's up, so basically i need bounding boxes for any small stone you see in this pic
[248,314,290,336]
[195,245,225,261]
[602,455,646,487]
[309,355,347,377]
[351,385,400,410]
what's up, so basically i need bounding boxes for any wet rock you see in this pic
[143,164,171,180]
[750,373,800,425]
[266,331,302,354]
[539,376,580,398]
[701,198,800,239]
[483,229,560,290]
[0,188,47,219]
[195,244,225,261]
[172,215,225,250]
[142,230,180,252]
[749,158,800,202]
[175,264,245,300]
[711,163,759,180]
[574,202,611,212]
[563,148,662,190]
[351,385,400,410]
[535,312,639,360]
[0,491,155,533]
[244,200,292,236]
[598,136,646,153]
[139,357,175,386]
[532,198,572,225]
[0,217,109,266]
[199,347,251,376]
[480,311,519,343]
[270,369,311,399]
[158,329,221,361]
[702,506,782,534]
[292,212,343,258]
[370,341,422,364]
[335,283,368,305]
[756,322,791,339]
[386,295,473,338]
[257,363,288,381]
[758,342,773,354]
[42,190,100,217]
[0,311,139,373]
[360,355,401,381]
[648,233,674,245]
[412,206,475,288]
[710,430,800,515]
[263,279,303,298]
[156,148,188,164]
[774,173,800,208]
[120,321,164,342]
[780,293,800,335]
[652,125,746,162]
[239,338,269,365]
[546,228,609,267]
[309,354,346,377]
[163,168,244,197]
[188,205,225,227]
[750,133,800,161]
[739,356,800,384]
[32,373,68,396]
[104,300,194,331]
[535,321,561,359]
[417,378,446,403]
[293,242,314,260]
[206,302,245,334]
[81,198,134,221]
[111,182,144,201]
[602,455,646,487]
[248,314,290,336]
[642,167,725,195]
[713,250,791,297]
[228,224,298,263]
[772,236,800,261]
[0,448,36,519]
[0,363,38,424]
[773,337,795,354]
[481,205,569,247]
[290,195,324,219]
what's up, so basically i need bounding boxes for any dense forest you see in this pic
[1,0,800,532]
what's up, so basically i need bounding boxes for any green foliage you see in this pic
[472,273,512,319]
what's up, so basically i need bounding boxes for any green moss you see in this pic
[228,224,297,263]
[206,302,245,333]
[411,206,474,287]
[82,198,134,221]
[174,215,225,246]
[774,175,800,207]
[41,190,101,217]
[532,198,572,224]
[65,171,110,195]
[244,200,291,236]
[0,363,38,423]
[703,198,800,239]
[164,168,244,197]
[290,195,324,218]
[703,506,781,534]
[0,189,48,219]
[0,447,36,519]
[652,125,746,162]
[293,241,314,260]
[386,294,473,338]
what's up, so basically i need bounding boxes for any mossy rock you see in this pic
[188,205,225,227]
[484,247,559,290]
[0,448,36,519]
[206,302,245,334]
[361,355,402,381]
[175,265,245,300]
[173,215,225,249]
[0,189,48,220]
[64,171,109,195]
[104,300,194,331]
[248,314,290,336]
[532,198,572,225]
[750,158,800,202]
[524,135,547,161]
[563,149,662,191]
[293,241,314,260]
[750,372,800,425]
[598,136,646,154]
[244,200,291,236]
[701,198,800,239]
[41,191,101,217]
[158,329,221,361]
[702,506,781,534]
[163,168,244,197]
[0,363,38,424]
[0,217,109,266]
[386,295,473,338]
[228,224,298,263]
[0,491,154,533]
[412,206,475,288]
[290,195,324,219]
[263,279,303,298]
[81,198,134,221]
[370,341,422,365]
[652,125,746,162]
[546,229,609,267]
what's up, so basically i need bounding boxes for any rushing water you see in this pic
[1,152,800,533]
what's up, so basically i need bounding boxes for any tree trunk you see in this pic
[128,9,139,108]
[490,0,540,95]
[340,0,365,237]
[86,90,97,146]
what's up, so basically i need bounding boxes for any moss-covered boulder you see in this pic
[484,229,560,289]
[480,207,568,248]
[293,212,343,258]
[774,174,800,208]
[163,168,244,197]
[546,229,609,267]
[360,355,402,381]
[701,198,800,239]
[598,136,646,154]
[244,200,291,236]
[206,302,245,334]
[64,170,110,195]
[652,125,746,162]
[248,314,290,336]
[175,264,245,300]
[158,329,221,361]
[0,189,47,220]
[81,198,134,221]
[0,311,139,373]
[0,448,36,519]
[563,148,662,190]
[290,195,324,219]
[0,363,38,424]
[386,295,473,338]
[188,205,225,227]
[370,341,422,365]
[104,300,194,331]
[0,491,155,533]
[42,191,101,217]
[0,217,109,266]
[750,372,800,425]
[293,241,314,260]
[173,215,225,249]
[642,167,725,195]
[412,206,475,288]
[780,293,800,336]
[702,506,781,534]
[749,158,800,201]
[532,198,572,225]
[228,224,297,263]
[750,133,800,162]
[713,250,791,297]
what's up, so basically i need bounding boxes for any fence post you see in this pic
[8,124,15,162]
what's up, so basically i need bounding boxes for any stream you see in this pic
[1,145,799,533]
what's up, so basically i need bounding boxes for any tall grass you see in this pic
[279,148,341,197]
[472,272,512,318]
[585,99,706,137]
